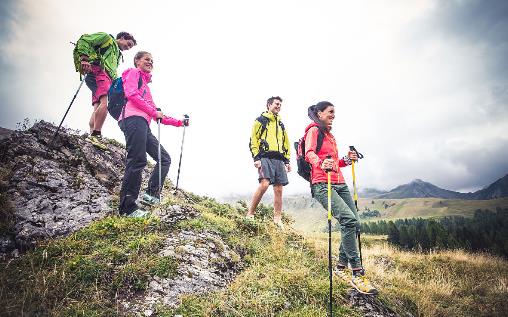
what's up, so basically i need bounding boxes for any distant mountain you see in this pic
[373,175,508,200]
[375,179,469,199]
[471,174,508,200]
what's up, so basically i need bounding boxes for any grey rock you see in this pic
[121,230,242,314]
[0,121,137,251]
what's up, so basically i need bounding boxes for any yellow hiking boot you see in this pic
[86,135,108,151]
[351,271,378,295]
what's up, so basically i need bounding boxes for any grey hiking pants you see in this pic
[312,183,362,269]
[119,116,171,215]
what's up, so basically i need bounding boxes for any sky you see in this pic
[1,0,507,198]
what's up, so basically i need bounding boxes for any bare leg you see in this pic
[247,179,270,216]
[89,102,98,133]
[93,95,108,132]
[273,184,283,222]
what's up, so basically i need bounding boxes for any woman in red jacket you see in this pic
[305,101,377,295]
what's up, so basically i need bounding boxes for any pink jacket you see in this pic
[304,122,348,184]
[120,68,182,127]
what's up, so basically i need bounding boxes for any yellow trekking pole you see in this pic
[349,146,364,267]
[325,154,333,317]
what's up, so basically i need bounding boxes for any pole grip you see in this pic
[349,145,364,160]
[324,154,333,172]
[156,108,162,123]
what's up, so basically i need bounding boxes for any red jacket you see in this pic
[304,122,348,184]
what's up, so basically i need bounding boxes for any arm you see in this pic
[123,69,158,118]
[249,120,262,161]
[161,116,183,127]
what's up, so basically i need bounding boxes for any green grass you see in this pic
[354,234,508,317]
[0,216,175,316]
[0,194,360,317]
[162,227,356,317]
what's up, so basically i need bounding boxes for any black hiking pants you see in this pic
[119,116,171,215]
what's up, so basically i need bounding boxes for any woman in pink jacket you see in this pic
[119,51,188,217]
[305,101,377,295]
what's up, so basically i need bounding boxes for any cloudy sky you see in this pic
[1,0,507,198]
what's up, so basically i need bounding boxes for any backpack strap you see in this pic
[316,129,325,154]
[256,115,269,139]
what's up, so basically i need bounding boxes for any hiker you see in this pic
[305,101,377,294]
[118,51,189,218]
[246,96,291,229]
[73,31,137,149]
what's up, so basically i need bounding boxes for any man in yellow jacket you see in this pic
[247,96,291,229]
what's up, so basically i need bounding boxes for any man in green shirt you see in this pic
[73,31,136,149]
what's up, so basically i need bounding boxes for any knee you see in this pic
[273,185,283,195]
[127,153,147,168]
[161,151,171,167]
[259,180,270,191]
[340,214,359,228]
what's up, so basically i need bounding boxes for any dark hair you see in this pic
[134,51,151,67]
[116,32,137,45]
[308,101,334,130]
[266,96,283,109]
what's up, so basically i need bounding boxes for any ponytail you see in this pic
[307,101,334,131]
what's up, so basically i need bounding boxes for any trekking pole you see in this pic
[175,114,189,191]
[325,154,333,317]
[50,75,87,146]
[156,108,162,201]
[349,146,364,266]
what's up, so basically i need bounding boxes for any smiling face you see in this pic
[117,38,135,51]
[318,105,335,128]
[135,53,153,73]
[267,99,282,115]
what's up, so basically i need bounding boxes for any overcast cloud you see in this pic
[0,0,507,197]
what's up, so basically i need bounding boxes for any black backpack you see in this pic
[107,74,143,120]
[294,127,325,182]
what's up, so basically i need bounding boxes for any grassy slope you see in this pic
[0,193,358,317]
[360,197,508,219]
[287,197,508,232]
[357,235,508,317]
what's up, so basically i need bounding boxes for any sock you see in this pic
[337,264,347,270]
[353,268,365,277]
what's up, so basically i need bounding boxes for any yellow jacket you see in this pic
[249,111,290,163]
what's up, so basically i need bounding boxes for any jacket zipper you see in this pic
[275,116,280,152]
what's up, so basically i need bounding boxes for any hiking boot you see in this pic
[141,193,160,206]
[334,264,352,281]
[127,209,150,218]
[351,270,378,295]
[86,135,108,151]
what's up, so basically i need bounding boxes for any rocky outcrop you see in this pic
[123,229,241,316]
[349,290,401,317]
[0,121,131,252]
